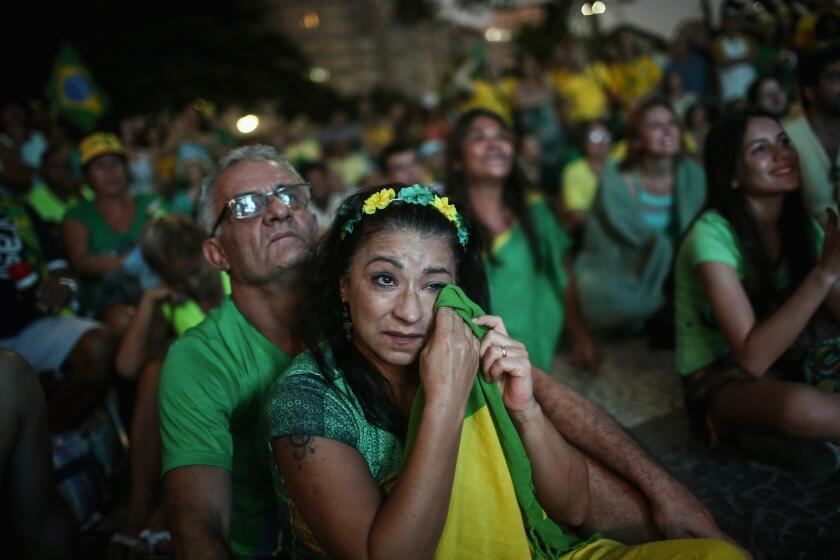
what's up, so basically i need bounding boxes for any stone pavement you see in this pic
[550,337,840,560]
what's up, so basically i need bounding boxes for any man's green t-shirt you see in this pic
[159,296,292,558]
[675,210,822,376]
[485,195,571,370]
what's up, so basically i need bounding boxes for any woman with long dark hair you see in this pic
[446,109,599,372]
[674,110,840,472]
[265,184,743,559]
[574,97,706,334]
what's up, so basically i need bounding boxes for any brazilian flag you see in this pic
[403,285,598,559]
[45,43,108,133]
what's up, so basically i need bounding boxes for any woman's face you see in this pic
[736,116,799,195]
[636,106,680,158]
[460,115,514,183]
[340,229,456,376]
[87,154,129,196]
[756,79,788,117]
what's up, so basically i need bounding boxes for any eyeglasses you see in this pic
[211,183,311,236]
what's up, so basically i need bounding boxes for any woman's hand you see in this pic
[419,308,480,411]
[474,315,536,416]
[818,208,840,284]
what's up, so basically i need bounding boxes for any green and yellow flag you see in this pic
[45,43,108,133]
[404,285,598,559]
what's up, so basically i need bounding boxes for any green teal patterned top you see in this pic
[265,347,404,559]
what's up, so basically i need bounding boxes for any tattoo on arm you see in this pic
[288,435,316,465]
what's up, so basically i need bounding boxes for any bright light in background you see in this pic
[753,1,764,11]
[484,27,512,42]
[582,2,606,15]
[300,12,320,29]
[308,67,330,83]
[236,115,259,134]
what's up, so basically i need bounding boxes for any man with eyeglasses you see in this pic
[159,145,740,558]
[784,43,840,217]
[158,145,317,559]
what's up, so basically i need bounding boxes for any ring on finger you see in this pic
[501,345,507,358]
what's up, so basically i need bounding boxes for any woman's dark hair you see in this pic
[702,110,817,317]
[620,95,684,172]
[301,184,490,437]
[445,109,543,268]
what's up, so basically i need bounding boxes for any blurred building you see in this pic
[269,1,551,102]
[268,0,462,100]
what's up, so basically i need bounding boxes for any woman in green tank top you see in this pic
[445,109,599,373]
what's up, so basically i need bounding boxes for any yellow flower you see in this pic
[433,195,458,223]
[362,188,396,214]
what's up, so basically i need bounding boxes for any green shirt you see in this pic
[26,183,94,223]
[266,347,403,559]
[485,196,571,370]
[159,296,292,558]
[675,210,822,375]
[64,192,160,256]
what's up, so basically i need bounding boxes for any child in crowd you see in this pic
[110,214,226,557]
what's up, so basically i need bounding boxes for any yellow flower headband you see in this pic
[340,185,469,247]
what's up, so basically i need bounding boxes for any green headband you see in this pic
[340,184,470,247]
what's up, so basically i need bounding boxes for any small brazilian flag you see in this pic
[404,285,599,559]
[45,43,108,133]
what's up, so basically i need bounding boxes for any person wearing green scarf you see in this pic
[266,185,745,559]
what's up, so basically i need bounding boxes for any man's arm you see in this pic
[165,466,232,560]
[532,368,732,542]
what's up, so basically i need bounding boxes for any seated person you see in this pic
[560,120,614,235]
[111,214,226,556]
[446,110,599,373]
[63,132,160,333]
[26,144,94,236]
[675,110,840,474]
[267,184,745,559]
[574,97,706,334]
[0,196,113,431]
[299,161,343,233]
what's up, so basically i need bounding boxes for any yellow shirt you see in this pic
[549,64,609,122]
[460,77,516,124]
[608,56,663,107]
[562,158,600,211]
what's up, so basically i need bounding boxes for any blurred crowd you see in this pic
[3,0,840,558]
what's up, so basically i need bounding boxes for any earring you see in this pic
[731,180,739,190]
[341,301,353,342]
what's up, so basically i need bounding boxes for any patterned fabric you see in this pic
[266,348,403,559]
